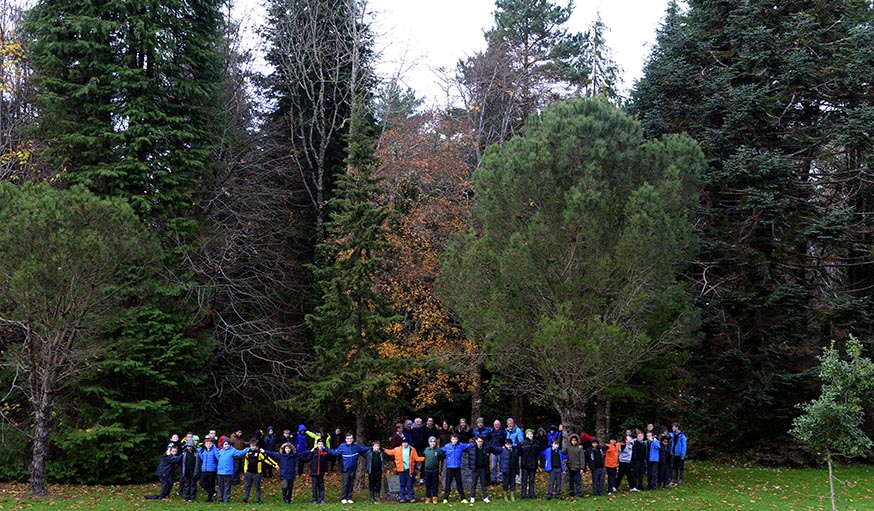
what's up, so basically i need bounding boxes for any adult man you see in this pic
[411,418,427,481]
[328,433,370,504]
[504,418,524,446]
[229,428,246,484]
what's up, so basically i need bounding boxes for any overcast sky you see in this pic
[237,0,673,107]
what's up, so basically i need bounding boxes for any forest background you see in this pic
[0,0,873,495]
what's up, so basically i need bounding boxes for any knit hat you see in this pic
[476,417,484,424]
[525,429,534,435]
[186,440,195,447]
[428,436,437,443]
[401,437,409,444]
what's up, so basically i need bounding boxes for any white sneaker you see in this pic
[469,497,475,503]
[347,499,354,504]
[340,499,348,504]
[483,497,490,503]
[630,488,640,492]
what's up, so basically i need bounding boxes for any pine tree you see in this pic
[631,0,874,452]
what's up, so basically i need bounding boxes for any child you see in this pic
[145,445,182,499]
[467,436,496,503]
[365,441,386,503]
[540,438,567,500]
[242,437,278,504]
[440,433,473,503]
[518,429,540,499]
[197,436,219,502]
[630,430,647,492]
[658,435,673,487]
[561,433,586,498]
[265,441,302,503]
[384,437,425,503]
[300,439,330,504]
[498,438,518,501]
[604,436,620,494]
[647,431,660,490]
[422,437,445,503]
[589,439,606,496]
[216,438,249,503]
[179,441,200,502]
[327,433,371,504]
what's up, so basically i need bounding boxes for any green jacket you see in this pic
[423,446,444,471]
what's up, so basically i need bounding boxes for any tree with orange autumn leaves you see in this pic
[374,111,484,412]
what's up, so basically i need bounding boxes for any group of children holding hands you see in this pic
[146,418,688,505]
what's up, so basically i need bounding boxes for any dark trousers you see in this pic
[617,461,633,490]
[659,461,672,486]
[281,477,296,502]
[547,469,562,497]
[158,475,174,499]
[425,470,439,497]
[471,467,489,499]
[399,471,414,500]
[243,472,262,502]
[217,474,233,502]
[606,466,617,492]
[180,474,197,501]
[297,459,307,477]
[443,467,465,500]
[631,460,646,490]
[340,471,356,501]
[567,470,582,497]
[592,467,605,496]
[199,471,217,501]
[520,468,536,498]
[311,475,325,503]
[647,461,659,489]
[502,469,517,492]
[233,457,243,484]
[368,471,382,495]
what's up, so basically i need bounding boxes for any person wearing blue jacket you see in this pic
[294,424,310,476]
[145,445,182,500]
[647,431,660,490]
[441,434,473,503]
[541,439,567,500]
[327,433,370,504]
[265,441,303,503]
[504,418,524,447]
[197,437,220,502]
[670,422,687,484]
[216,438,249,503]
[489,420,507,485]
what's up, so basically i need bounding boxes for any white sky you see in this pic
[236,0,673,108]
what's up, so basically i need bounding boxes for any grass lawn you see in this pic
[0,462,871,510]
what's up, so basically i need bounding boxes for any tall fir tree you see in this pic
[23,0,225,481]
[631,0,874,454]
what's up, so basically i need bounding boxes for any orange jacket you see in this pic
[383,446,424,475]
[605,443,620,468]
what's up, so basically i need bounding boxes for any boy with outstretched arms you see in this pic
[197,436,219,502]
[216,438,249,503]
[440,433,473,502]
[422,436,445,503]
[467,435,497,503]
[541,438,567,500]
[589,438,607,496]
[384,437,425,503]
[605,436,620,493]
[327,432,370,504]
[630,430,647,492]
[299,439,330,504]
[562,433,586,498]
[241,437,278,504]
[145,445,182,500]
[647,431,660,490]
[518,429,540,499]
[364,441,386,503]
[615,433,635,491]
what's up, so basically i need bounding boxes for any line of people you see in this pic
[145,417,688,504]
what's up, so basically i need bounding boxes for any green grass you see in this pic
[0,462,872,510]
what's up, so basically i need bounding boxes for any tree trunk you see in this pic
[29,391,51,496]
[511,395,525,425]
[558,406,586,440]
[470,364,483,422]
[594,393,611,440]
[827,453,837,511]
